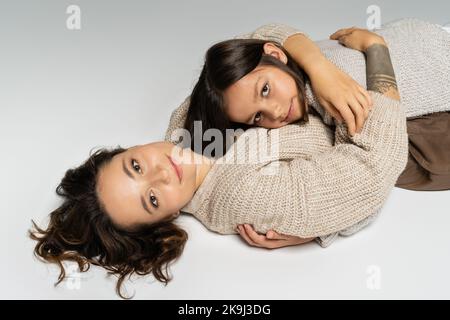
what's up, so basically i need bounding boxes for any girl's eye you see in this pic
[149,191,158,208]
[261,82,270,97]
[131,159,142,174]
[254,112,262,124]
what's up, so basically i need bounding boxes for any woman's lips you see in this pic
[168,155,183,183]
[283,99,293,123]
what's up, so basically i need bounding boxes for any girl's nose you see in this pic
[270,104,284,121]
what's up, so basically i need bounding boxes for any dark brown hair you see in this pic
[28,147,188,299]
[184,38,310,156]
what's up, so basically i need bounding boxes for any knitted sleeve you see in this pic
[232,23,308,44]
[164,23,306,143]
[204,91,408,240]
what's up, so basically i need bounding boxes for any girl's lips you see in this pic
[168,155,183,183]
[283,99,293,123]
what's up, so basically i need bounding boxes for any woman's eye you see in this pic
[254,112,262,124]
[131,159,142,174]
[261,82,270,97]
[149,191,158,208]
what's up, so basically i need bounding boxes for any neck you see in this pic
[193,152,213,191]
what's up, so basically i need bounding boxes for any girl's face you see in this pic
[96,142,198,229]
[222,43,304,129]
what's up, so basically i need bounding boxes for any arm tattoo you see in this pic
[365,44,398,94]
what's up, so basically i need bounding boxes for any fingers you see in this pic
[237,224,288,249]
[237,225,261,247]
[354,89,370,118]
[320,100,344,123]
[348,96,366,134]
[243,224,274,247]
[237,224,315,249]
[267,230,288,240]
[329,27,356,40]
[358,85,373,108]
[352,86,374,132]
[336,34,350,46]
[335,102,357,136]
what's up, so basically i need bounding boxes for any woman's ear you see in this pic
[263,42,288,64]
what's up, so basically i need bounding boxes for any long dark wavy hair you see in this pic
[184,38,310,156]
[28,147,188,299]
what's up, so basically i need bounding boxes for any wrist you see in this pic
[363,37,387,52]
[283,33,327,74]
[299,53,329,74]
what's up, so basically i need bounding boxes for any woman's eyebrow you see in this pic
[140,196,153,215]
[122,157,153,215]
[122,158,134,180]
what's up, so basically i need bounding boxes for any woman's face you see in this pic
[222,43,304,129]
[96,142,197,229]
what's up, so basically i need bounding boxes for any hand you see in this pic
[284,34,373,136]
[236,224,315,249]
[329,26,387,53]
[308,58,373,136]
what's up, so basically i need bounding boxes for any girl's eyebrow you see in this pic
[253,75,262,103]
[244,76,264,124]
[245,113,255,125]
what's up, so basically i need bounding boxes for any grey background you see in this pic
[1,0,449,299]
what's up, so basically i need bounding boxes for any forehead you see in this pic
[224,69,258,106]
[225,65,281,101]
[96,152,141,226]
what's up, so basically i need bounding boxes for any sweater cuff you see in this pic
[235,23,309,46]
[257,23,309,45]
[315,233,339,248]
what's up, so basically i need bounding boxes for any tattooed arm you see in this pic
[330,27,400,101]
[365,42,400,100]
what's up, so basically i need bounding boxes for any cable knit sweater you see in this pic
[164,18,450,247]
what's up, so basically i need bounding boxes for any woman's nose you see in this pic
[149,165,171,185]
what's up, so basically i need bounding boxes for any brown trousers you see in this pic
[395,111,450,191]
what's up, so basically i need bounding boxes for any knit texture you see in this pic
[181,92,409,240]
[165,18,450,247]
[165,18,450,142]
[303,18,450,125]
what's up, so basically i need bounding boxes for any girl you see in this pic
[166,18,450,186]
[164,18,450,244]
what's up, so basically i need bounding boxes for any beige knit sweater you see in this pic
[164,18,449,247]
[178,91,408,246]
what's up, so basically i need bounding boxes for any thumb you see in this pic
[267,230,288,240]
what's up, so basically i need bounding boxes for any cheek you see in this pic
[273,71,296,95]
[160,185,193,212]
[277,78,295,98]
[227,105,248,123]
[262,119,279,129]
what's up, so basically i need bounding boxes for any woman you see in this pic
[30,24,410,299]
